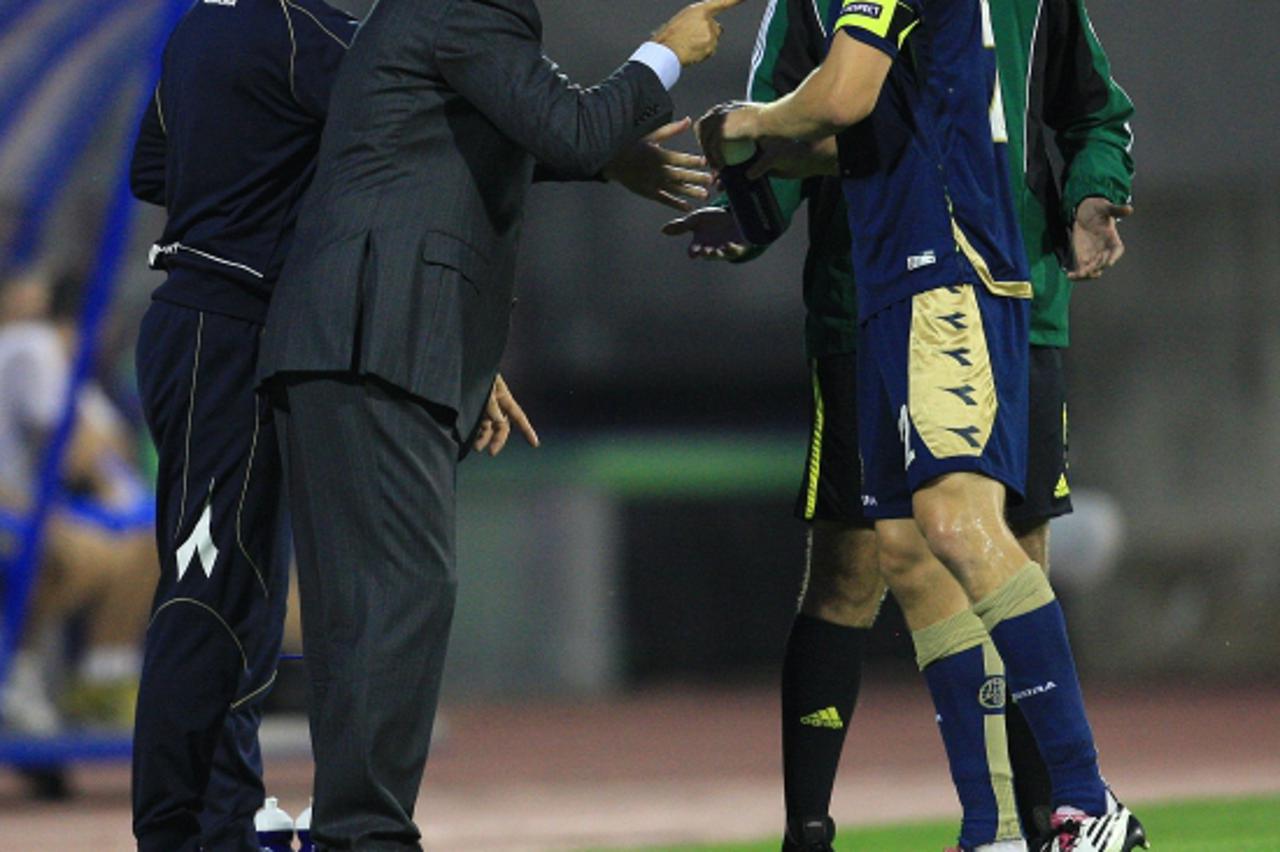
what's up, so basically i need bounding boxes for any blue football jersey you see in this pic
[830,0,1031,321]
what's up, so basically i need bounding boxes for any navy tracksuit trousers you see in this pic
[132,298,288,852]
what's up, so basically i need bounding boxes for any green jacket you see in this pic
[736,0,1135,354]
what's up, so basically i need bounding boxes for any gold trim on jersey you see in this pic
[951,220,1032,300]
[909,285,997,460]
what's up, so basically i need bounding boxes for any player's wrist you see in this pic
[725,104,764,142]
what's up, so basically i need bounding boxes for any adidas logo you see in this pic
[1054,472,1071,499]
[799,706,844,729]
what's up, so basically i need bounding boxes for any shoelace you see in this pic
[1049,807,1089,851]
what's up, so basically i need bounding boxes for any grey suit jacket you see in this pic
[258,0,673,434]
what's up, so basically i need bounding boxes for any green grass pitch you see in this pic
[608,795,1280,851]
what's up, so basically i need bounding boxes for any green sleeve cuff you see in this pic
[1062,173,1131,224]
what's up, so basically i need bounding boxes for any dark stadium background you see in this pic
[2,1,1278,847]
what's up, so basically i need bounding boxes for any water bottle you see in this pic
[719,139,786,246]
[296,799,313,852]
[254,797,294,852]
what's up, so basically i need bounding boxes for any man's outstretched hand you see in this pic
[474,374,539,457]
[604,118,713,212]
[662,207,748,260]
[654,0,747,67]
[1069,197,1134,280]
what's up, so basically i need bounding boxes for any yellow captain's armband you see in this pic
[834,0,920,50]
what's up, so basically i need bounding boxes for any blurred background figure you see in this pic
[0,266,153,736]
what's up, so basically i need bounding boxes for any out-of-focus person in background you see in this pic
[0,268,154,736]
[666,0,1134,848]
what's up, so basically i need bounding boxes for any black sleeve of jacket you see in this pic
[130,86,166,206]
[434,0,674,179]
[531,163,608,183]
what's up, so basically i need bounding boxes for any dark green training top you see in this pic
[733,0,1134,354]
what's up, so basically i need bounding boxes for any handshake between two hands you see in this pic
[609,107,837,261]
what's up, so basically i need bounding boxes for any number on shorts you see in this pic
[899,405,917,470]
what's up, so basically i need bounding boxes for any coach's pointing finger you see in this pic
[654,0,747,66]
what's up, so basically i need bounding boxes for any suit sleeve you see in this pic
[1044,0,1135,221]
[434,0,673,180]
[130,86,167,206]
[285,0,357,120]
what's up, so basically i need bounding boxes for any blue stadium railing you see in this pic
[0,0,187,768]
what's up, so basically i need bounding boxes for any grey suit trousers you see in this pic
[273,374,459,851]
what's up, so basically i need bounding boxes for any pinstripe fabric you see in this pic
[274,375,459,850]
[258,0,675,436]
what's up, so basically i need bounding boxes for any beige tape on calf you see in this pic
[911,607,989,671]
[972,562,1056,633]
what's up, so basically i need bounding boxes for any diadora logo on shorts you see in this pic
[842,2,884,18]
[861,494,879,507]
[908,250,937,271]
[1012,680,1058,702]
[203,0,237,6]
[978,676,1006,710]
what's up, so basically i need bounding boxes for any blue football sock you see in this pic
[914,610,1021,848]
[975,563,1107,816]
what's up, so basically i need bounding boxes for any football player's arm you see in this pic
[667,0,823,262]
[710,33,892,160]
[1048,0,1134,217]
[1046,0,1135,278]
[699,0,918,165]
[129,87,166,206]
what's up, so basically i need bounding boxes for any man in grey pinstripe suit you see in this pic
[258,0,743,847]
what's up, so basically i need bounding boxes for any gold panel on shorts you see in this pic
[909,285,997,459]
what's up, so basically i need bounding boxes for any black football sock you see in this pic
[1007,698,1053,837]
[781,613,867,831]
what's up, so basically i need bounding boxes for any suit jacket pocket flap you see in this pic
[420,231,489,284]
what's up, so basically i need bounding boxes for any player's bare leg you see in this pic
[799,522,884,626]
[782,522,882,851]
[1012,520,1050,575]
[913,473,1147,851]
[875,521,967,630]
[911,473,1030,600]
[878,518,1024,850]
[42,519,152,727]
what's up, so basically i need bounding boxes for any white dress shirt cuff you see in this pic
[630,42,682,91]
